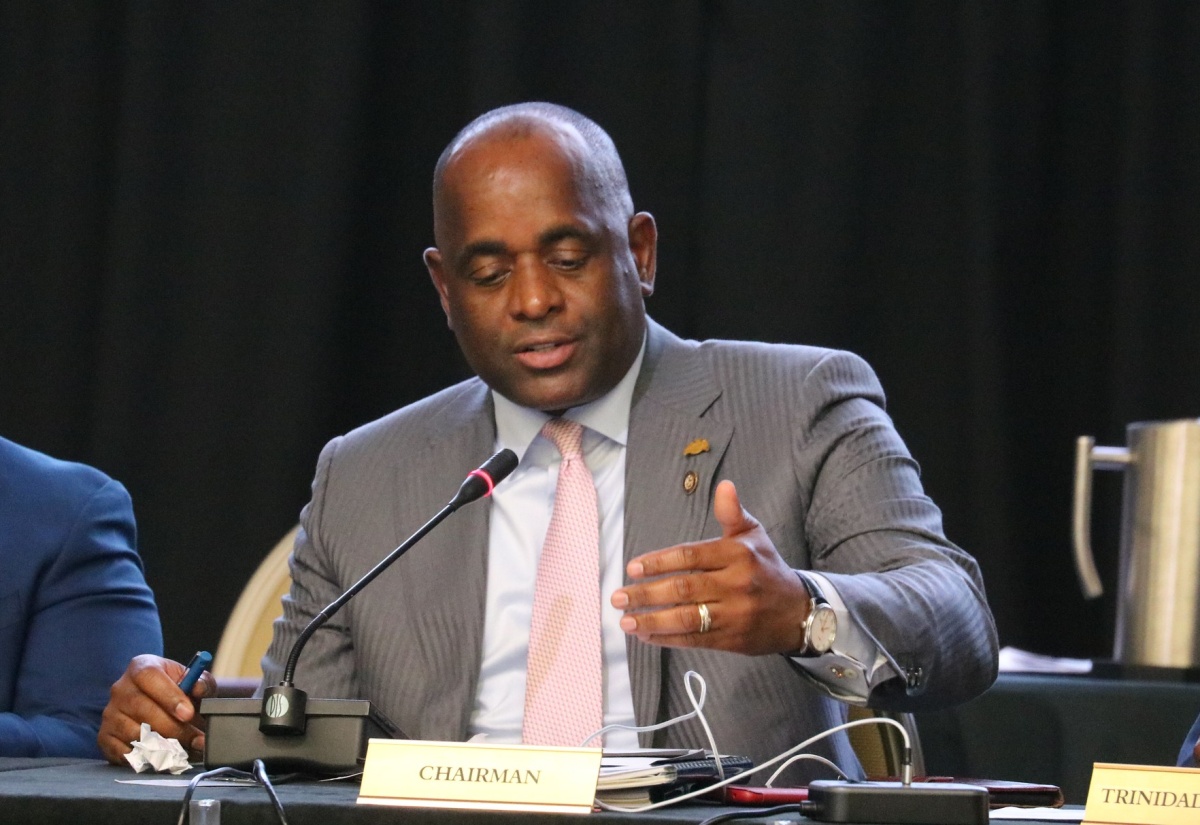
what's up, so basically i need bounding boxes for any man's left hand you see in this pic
[611,479,809,655]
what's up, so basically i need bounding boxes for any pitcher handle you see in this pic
[1072,436,1104,598]
[1071,436,1132,599]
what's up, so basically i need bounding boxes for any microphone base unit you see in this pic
[201,697,407,775]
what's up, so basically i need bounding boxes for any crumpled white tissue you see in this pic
[123,722,192,774]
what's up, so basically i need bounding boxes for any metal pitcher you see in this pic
[1073,418,1200,668]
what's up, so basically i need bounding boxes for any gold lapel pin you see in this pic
[683,438,710,457]
[683,470,699,494]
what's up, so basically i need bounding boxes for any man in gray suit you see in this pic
[100,103,997,780]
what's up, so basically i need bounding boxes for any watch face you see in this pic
[810,605,837,653]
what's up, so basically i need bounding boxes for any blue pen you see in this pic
[178,650,212,694]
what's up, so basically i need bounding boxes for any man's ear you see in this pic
[628,212,658,297]
[424,247,454,328]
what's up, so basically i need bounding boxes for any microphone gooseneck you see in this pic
[260,449,518,736]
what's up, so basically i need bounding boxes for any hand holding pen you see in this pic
[97,652,219,765]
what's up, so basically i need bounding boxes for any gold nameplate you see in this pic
[357,739,603,814]
[1083,763,1200,825]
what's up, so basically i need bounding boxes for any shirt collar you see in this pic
[492,335,647,461]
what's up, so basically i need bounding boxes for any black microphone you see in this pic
[447,448,520,510]
[258,449,518,737]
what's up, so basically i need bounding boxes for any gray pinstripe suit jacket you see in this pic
[261,319,998,781]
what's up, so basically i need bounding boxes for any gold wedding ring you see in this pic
[697,602,712,634]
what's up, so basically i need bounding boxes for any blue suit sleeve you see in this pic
[1179,715,1200,768]
[0,479,163,758]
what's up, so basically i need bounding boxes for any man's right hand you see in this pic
[98,654,218,765]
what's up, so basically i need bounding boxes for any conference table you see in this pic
[3,672,1193,823]
[0,758,1077,825]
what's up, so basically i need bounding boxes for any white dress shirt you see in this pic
[469,345,646,749]
[468,339,892,746]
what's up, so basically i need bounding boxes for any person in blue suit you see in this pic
[1180,718,1200,768]
[0,436,162,758]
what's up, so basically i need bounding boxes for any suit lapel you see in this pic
[390,383,496,739]
[624,321,732,743]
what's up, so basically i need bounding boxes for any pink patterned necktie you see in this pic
[521,418,604,747]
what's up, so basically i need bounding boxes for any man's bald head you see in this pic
[432,102,635,221]
[422,102,658,413]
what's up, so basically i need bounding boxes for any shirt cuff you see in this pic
[787,571,897,703]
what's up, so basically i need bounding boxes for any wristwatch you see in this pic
[795,571,837,657]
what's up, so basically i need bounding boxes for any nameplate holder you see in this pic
[1083,762,1200,825]
[357,738,602,814]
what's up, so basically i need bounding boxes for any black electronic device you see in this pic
[803,780,990,825]
[201,697,403,774]
[201,449,519,774]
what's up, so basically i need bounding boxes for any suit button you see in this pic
[905,666,923,688]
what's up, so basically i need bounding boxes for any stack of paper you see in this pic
[596,750,753,806]
[998,646,1092,674]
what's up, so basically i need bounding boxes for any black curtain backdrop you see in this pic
[2,2,1198,670]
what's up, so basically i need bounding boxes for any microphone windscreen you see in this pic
[478,448,519,486]
[448,448,519,509]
